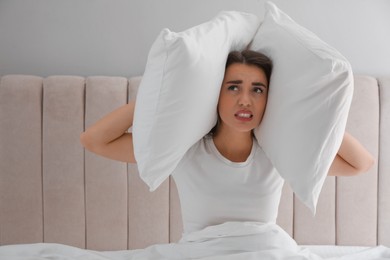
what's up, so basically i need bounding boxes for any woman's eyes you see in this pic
[253,87,264,94]
[227,85,239,91]
[227,85,265,94]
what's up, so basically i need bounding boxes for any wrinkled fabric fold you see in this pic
[1,222,390,260]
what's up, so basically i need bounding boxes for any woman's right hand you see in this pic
[80,100,136,163]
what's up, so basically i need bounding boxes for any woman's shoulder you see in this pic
[185,135,212,159]
[173,136,209,174]
[252,139,275,166]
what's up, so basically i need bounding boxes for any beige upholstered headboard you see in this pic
[0,74,389,251]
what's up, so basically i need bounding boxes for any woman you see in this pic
[80,50,374,236]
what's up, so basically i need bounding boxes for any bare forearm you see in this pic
[81,101,135,146]
[80,100,136,163]
[328,132,375,176]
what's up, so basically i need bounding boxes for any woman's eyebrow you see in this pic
[226,80,268,88]
[226,80,242,84]
[253,82,268,88]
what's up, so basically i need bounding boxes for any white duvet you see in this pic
[0,222,389,260]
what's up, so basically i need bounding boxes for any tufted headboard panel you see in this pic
[0,74,389,251]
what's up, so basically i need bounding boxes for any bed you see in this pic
[0,74,389,259]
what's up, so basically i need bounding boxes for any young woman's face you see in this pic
[217,63,269,134]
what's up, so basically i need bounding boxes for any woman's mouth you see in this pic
[235,111,253,121]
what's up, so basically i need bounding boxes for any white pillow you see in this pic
[251,2,354,213]
[133,12,260,191]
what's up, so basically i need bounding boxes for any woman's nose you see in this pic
[238,92,251,107]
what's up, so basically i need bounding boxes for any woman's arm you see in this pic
[328,132,375,176]
[80,100,136,163]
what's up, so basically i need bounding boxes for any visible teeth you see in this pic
[237,113,252,118]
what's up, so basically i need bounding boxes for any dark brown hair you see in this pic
[225,49,273,86]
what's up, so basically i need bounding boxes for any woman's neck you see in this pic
[212,127,253,163]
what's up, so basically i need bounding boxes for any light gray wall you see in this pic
[1,0,389,78]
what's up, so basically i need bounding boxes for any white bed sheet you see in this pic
[1,243,389,260]
[1,222,389,260]
[303,245,370,258]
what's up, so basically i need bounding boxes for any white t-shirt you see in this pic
[172,135,284,235]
